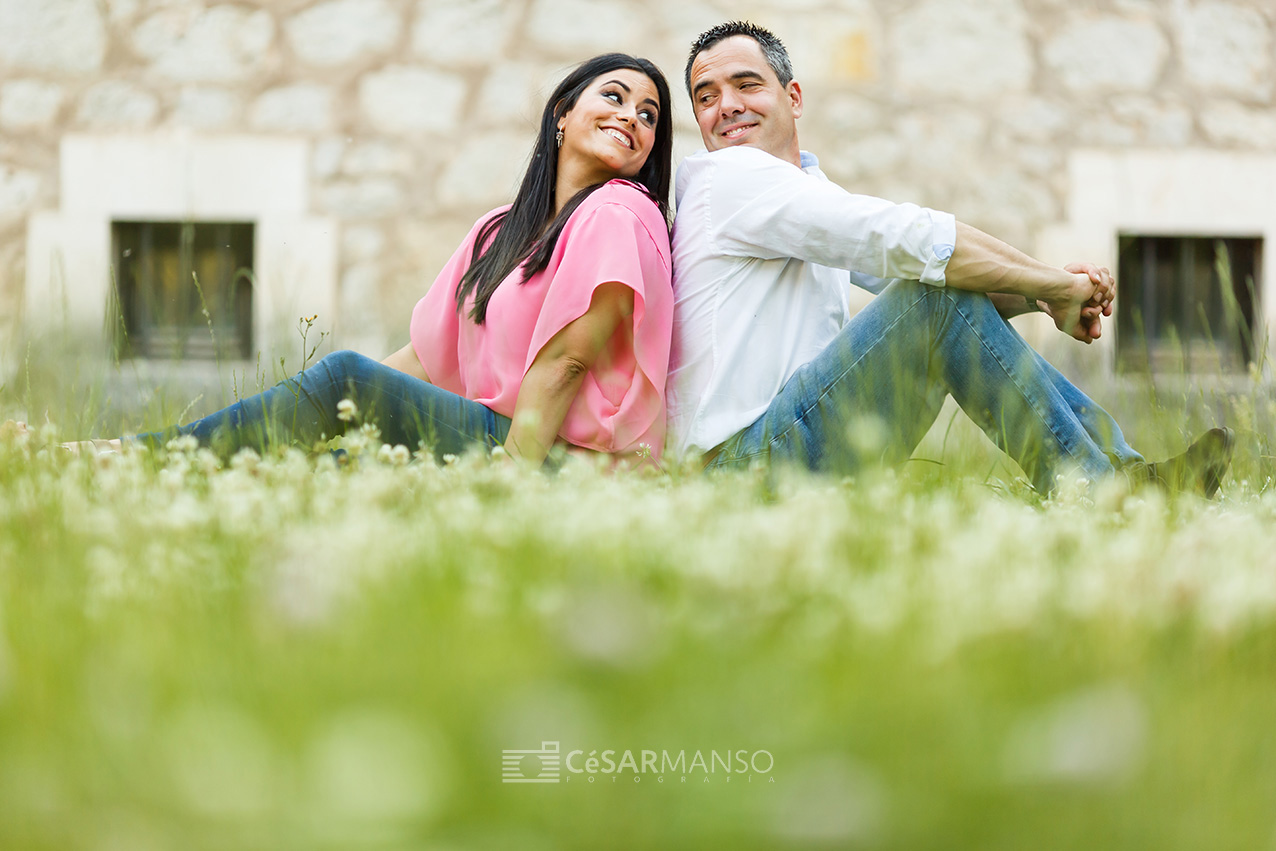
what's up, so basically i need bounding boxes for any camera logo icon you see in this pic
[501,741,562,783]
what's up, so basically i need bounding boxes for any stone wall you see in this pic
[1,0,1273,361]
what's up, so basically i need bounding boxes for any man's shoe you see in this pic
[1147,427,1234,498]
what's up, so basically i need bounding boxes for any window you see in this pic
[111,221,254,360]
[1116,235,1262,373]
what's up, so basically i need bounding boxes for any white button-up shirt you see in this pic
[666,146,957,458]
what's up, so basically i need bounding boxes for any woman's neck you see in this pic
[554,156,614,217]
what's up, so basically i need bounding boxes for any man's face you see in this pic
[688,35,802,166]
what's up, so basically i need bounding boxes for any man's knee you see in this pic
[879,279,958,313]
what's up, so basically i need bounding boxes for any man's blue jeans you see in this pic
[132,350,511,459]
[707,280,1142,492]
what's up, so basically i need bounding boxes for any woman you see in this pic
[43,54,675,468]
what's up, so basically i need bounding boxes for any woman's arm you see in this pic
[504,281,634,467]
[381,344,432,383]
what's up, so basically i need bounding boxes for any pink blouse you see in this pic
[410,180,673,459]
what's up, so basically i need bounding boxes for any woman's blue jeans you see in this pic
[707,280,1143,492]
[132,350,511,459]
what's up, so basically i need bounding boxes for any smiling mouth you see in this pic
[721,124,754,140]
[602,128,633,149]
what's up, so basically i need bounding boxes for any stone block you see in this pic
[782,2,881,85]
[343,225,386,263]
[1109,96,1194,146]
[0,0,106,73]
[1200,102,1276,149]
[411,0,517,65]
[342,142,415,176]
[359,66,466,135]
[889,0,1032,98]
[435,133,531,209]
[0,81,64,131]
[59,135,311,217]
[895,109,989,179]
[831,132,903,183]
[1043,15,1168,93]
[1173,1,1271,101]
[104,0,139,26]
[0,165,41,217]
[336,260,380,341]
[171,87,242,130]
[76,81,160,129]
[1007,145,1065,194]
[340,261,383,321]
[960,170,1059,249]
[313,138,347,179]
[250,84,335,133]
[527,0,652,55]
[134,6,275,83]
[993,96,1072,143]
[654,0,739,55]
[474,62,559,128]
[319,178,406,219]
[286,0,400,67]
[820,93,885,137]
[392,216,477,295]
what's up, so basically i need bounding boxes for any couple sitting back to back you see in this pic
[45,22,1233,497]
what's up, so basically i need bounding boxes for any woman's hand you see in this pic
[504,282,634,467]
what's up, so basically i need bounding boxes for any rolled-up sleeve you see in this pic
[919,208,956,285]
[706,146,957,286]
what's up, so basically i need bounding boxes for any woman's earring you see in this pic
[555,129,564,148]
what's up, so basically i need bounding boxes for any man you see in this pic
[667,20,1232,495]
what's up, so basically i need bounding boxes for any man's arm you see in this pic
[945,224,1114,344]
[700,149,1114,341]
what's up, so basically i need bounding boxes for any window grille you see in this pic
[1115,235,1261,373]
[111,221,254,360]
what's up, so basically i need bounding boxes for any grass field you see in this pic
[2,373,1276,850]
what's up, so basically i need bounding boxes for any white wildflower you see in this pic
[195,448,222,476]
[341,432,367,457]
[390,444,410,466]
[336,399,358,423]
[166,434,200,455]
[231,448,261,472]
[360,421,381,443]
[1003,684,1146,786]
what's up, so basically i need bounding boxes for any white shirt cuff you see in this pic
[919,210,956,286]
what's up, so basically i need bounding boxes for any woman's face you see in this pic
[557,69,661,184]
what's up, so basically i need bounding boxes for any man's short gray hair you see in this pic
[685,21,794,96]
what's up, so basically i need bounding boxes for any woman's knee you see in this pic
[315,349,374,383]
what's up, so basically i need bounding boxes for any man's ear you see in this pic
[787,80,803,120]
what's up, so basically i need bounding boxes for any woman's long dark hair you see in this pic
[455,53,673,324]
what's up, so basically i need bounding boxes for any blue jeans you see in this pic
[707,281,1142,492]
[132,350,511,459]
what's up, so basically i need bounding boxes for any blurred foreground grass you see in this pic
[1,409,1276,850]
